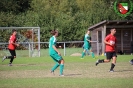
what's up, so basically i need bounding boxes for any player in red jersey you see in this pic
[2,29,19,66]
[95,28,117,72]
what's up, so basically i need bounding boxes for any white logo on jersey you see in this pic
[110,41,115,45]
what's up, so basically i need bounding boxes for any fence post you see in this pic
[64,42,66,56]
[29,43,31,57]
[97,41,99,55]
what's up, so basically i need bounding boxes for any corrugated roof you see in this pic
[88,20,133,30]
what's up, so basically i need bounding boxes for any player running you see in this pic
[2,29,19,66]
[95,28,117,72]
[49,30,64,76]
[81,30,95,59]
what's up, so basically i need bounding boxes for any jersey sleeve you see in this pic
[85,34,89,41]
[88,35,91,41]
[52,37,56,45]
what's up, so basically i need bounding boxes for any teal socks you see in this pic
[91,52,95,58]
[81,52,85,58]
[51,63,59,71]
[60,64,64,75]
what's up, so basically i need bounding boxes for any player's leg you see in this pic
[86,49,89,55]
[51,62,59,72]
[54,54,64,76]
[2,56,7,62]
[110,52,117,72]
[2,49,14,62]
[129,59,133,65]
[59,59,64,76]
[82,45,87,56]
[81,49,87,59]
[51,54,64,76]
[50,55,59,74]
[88,47,95,59]
[9,50,16,66]
[95,52,111,66]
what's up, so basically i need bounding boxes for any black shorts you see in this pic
[9,49,16,57]
[106,51,117,60]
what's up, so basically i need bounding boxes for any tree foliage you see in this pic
[0,0,132,42]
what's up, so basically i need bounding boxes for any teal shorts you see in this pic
[84,46,91,50]
[50,53,62,62]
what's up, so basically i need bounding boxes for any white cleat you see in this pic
[51,71,55,75]
[95,59,100,66]
[109,70,114,72]
[2,56,6,62]
[8,64,12,66]
[59,74,64,77]
[129,61,133,65]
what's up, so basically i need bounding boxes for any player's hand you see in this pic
[16,44,19,47]
[109,43,113,46]
[58,52,61,55]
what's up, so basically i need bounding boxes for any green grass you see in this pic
[0,55,133,88]
[0,48,83,57]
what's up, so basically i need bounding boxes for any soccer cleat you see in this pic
[95,59,100,66]
[2,56,6,62]
[51,71,55,75]
[8,63,12,66]
[59,74,64,77]
[109,70,114,72]
[129,60,133,65]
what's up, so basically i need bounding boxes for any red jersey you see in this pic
[8,35,16,50]
[105,34,116,52]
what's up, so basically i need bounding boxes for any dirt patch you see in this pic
[0,62,133,78]
[70,53,81,56]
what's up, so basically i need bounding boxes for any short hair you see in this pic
[110,27,115,30]
[50,29,58,35]
[87,29,90,32]
[12,29,16,33]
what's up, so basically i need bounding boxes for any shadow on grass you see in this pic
[65,74,82,76]
[115,70,133,72]
[14,64,37,66]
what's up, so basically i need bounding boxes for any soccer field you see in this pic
[0,55,133,88]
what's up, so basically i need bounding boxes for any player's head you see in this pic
[12,29,17,35]
[87,30,90,35]
[51,30,58,37]
[110,28,116,35]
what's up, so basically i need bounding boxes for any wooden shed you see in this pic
[88,20,133,55]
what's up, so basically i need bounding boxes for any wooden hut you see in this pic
[88,20,133,55]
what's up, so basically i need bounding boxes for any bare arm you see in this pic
[87,39,91,42]
[104,39,111,45]
[10,40,19,46]
[86,38,91,43]
[52,45,61,55]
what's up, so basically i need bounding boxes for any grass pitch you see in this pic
[0,55,133,88]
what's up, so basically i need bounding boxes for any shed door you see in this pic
[122,29,131,53]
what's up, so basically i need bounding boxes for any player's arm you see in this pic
[52,45,61,55]
[104,39,110,45]
[87,39,91,42]
[86,36,91,42]
[104,35,112,45]
[9,37,19,46]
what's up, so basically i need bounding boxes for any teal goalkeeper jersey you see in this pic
[49,36,57,55]
[84,34,91,48]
